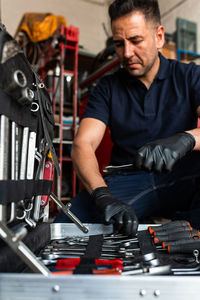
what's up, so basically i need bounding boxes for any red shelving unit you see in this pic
[57,25,79,199]
[40,25,79,200]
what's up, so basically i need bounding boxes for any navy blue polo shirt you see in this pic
[83,53,200,165]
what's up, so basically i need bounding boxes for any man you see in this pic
[57,0,200,235]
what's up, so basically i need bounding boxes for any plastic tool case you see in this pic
[0,25,200,300]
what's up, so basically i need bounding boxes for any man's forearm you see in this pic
[186,128,200,151]
[71,143,107,194]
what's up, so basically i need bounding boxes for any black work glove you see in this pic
[135,132,195,173]
[91,187,138,236]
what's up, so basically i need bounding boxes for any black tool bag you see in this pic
[0,25,60,272]
[0,26,59,210]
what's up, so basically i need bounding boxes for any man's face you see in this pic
[112,11,165,79]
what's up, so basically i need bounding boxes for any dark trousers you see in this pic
[55,167,200,228]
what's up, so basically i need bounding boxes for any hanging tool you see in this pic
[50,192,89,234]
[40,159,55,207]
[24,131,37,227]
[0,115,9,222]
[7,121,17,224]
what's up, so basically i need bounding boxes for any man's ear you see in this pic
[156,25,165,50]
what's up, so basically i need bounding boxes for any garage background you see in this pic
[1,0,200,54]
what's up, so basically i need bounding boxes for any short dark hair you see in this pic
[109,0,161,25]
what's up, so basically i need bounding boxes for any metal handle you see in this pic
[50,193,89,234]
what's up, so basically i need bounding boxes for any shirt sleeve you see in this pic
[189,63,200,109]
[82,75,111,126]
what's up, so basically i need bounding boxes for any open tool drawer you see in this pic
[1,223,200,300]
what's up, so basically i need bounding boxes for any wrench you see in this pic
[51,233,131,244]
[16,127,29,222]
[24,131,37,227]
[44,247,135,258]
[7,121,17,223]
[41,252,134,260]
[0,115,9,222]
[43,246,136,255]
[103,238,138,245]
[50,193,89,234]
[122,264,171,276]
[47,241,134,250]
[171,263,200,273]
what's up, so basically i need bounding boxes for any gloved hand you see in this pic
[135,132,195,172]
[91,187,138,236]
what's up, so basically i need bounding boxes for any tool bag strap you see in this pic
[73,235,104,274]
[137,230,158,254]
[0,179,52,204]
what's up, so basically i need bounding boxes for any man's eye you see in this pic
[131,40,142,45]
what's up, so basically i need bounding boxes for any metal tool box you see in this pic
[1,223,200,300]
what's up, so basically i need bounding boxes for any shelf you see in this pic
[62,157,72,162]
[54,115,79,125]
[61,197,71,201]
[40,25,79,200]
[63,70,75,76]
[55,123,72,127]
[57,25,79,199]
[53,138,72,144]
[177,49,200,62]
[79,56,120,89]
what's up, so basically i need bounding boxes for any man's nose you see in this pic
[124,40,134,58]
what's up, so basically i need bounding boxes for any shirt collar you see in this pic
[156,52,170,80]
[119,52,170,83]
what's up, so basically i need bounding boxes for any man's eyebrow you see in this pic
[127,35,143,40]
[113,35,143,43]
